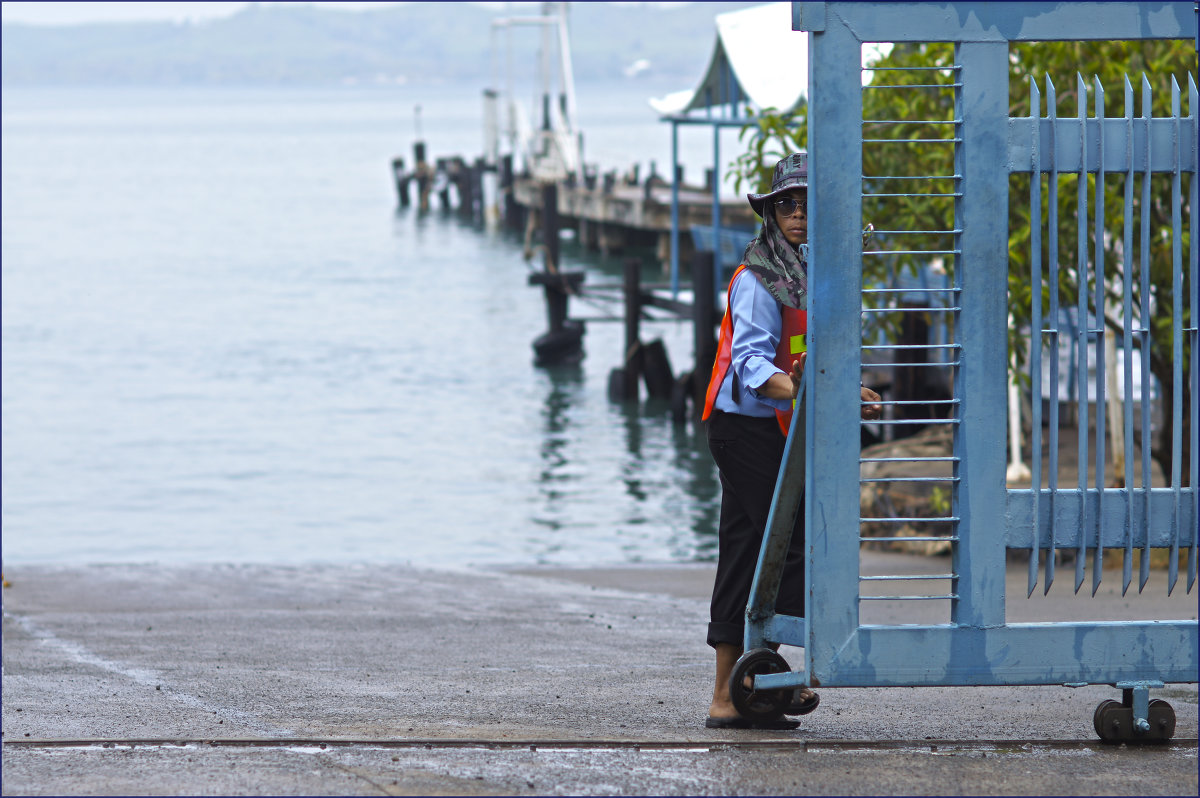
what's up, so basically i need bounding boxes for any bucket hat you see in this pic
[747,151,808,217]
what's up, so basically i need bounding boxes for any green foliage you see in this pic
[1004,42,1194,482]
[728,39,1195,479]
[728,104,808,201]
[929,486,950,517]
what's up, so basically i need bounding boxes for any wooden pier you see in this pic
[390,149,947,440]
[510,170,755,267]
[392,144,754,423]
[504,164,752,422]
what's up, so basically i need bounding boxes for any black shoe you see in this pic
[704,715,801,730]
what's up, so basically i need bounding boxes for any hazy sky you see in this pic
[0,2,543,25]
[0,2,694,26]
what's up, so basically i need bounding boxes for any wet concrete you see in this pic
[2,554,1196,795]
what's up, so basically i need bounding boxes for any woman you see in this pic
[701,152,881,729]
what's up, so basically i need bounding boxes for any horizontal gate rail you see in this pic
[1007,118,1198,173]
[861,536,959,543]
[1008,489,1198,548]
[757,621,1198,688]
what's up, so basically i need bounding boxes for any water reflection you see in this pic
[671,417,721,561]
[619,398,648,502]
[534,363,584,538]
[535,337,722,559]
[518,235,725,565]
[5,84,733,569]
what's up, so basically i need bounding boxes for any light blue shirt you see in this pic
[712,268,793,417]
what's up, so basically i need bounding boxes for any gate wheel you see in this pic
[1093,699,1121,740]
[729,648,792,722]
[1093,697,1176,744]
[1148,699,1177,741]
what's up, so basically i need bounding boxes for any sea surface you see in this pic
[2,82,751,568]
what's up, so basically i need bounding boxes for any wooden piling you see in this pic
[530,182,585,366]
[501,154,520,230]
[414,141,431,212]
[436,158,452,211]
[691,249,718,414]
[472,157,486,223]
[620,258,643,401]
[454,158,473,218]
[641,339,674,400]
[392,157,410,207]
[543,183,560,276]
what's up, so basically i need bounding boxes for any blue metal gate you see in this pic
[738,1,1197,742]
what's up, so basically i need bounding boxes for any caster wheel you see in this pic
[1094,697,1176,743]
[1094,699,1121,742]
[1148,699,1176,741]
[729,648,792,722]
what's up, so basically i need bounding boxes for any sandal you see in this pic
[783,688,820,715]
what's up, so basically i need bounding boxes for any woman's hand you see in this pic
[762,362,881,415]
[860,385,882,420]
[788,352,806,399]
[755,352,806,401]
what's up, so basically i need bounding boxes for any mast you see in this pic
[489,2,580,181]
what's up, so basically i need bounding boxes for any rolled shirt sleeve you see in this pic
[713,269,792,416]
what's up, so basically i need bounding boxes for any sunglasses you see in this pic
[773,197,807,217]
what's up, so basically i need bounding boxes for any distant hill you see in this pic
[1,2,758,88]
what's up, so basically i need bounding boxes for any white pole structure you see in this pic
[488,3,577,182]
[1105,329,1125,486]
[1007,314,1033,485]
[554,2,580,173]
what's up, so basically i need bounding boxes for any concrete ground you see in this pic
[2,552,1196,796]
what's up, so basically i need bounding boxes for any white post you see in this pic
[1007,315,1032,485]
[1105,330,1124,485]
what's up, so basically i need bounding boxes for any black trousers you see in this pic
[706,409,806,649]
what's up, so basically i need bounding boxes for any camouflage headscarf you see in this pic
[741,209,807,310]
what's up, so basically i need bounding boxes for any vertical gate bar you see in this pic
[1092,76,1107,595]
[1139,74,1154,592]
[951,41,1009,628]
[1028,77,1043,597]
[1046,75,1060,593]
[1121,75,1136,595]
[1189,73,1198,593]
[1075,73,1090,594]
[1168,76,1183,594]
[805,11,865,679]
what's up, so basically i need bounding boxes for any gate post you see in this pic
[804,7,866,671]
[952,42,1011,629]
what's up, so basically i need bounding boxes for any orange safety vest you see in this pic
[702,265,808,436]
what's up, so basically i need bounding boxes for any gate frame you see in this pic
[748,1,1199,691]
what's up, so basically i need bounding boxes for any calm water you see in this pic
[1,83,745,567]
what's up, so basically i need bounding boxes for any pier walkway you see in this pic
[512,174,755,261]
